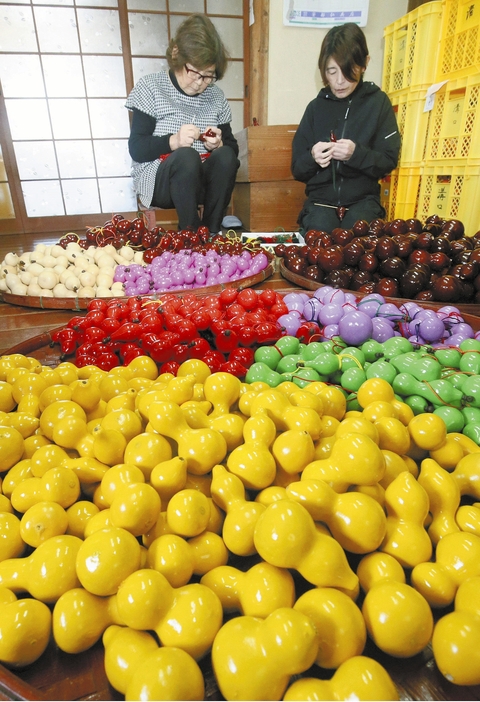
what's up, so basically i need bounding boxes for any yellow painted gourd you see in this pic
[1,458,32,498]
[335,415,379,444]
[148,400,227,475]
[181,401,245,452]
[450,452,480,499]
[0,425,24,473]
[50,414,92,455]
[271,429,315,475]
[147,533,194,587]
[76,526,142,596]
[91,426,127,466]
[305,382,346,420]
[253,499,358,593]
[65,500,100,538]
[0,586,52,667]
[255,485,289,506]
[187,530,228,576]
[109,481,161,537]
[429,434,466,470]
[210,464,265,557]
[408,412,447,451]
[0,534,82,603]
[165,488,210,537]
[70,377,103,413]
[149,456,188,502]
[19,500,68,547]
[283,656,399,701]
[432,576,480,686]
[200,561,295,618]
[379,470,432,567]
[0,512,25,561]
[286,478,387,554]
[125,646,205,701]
[102,625,159,695]
[456,501,480,536]
[100,407,143,443]
[112,430,168,481]
[249,387,322,440]
[39,399,86,441]
[52,586,125,653]
[411,531,480,607]
[115,568,223,660]
[62,456,110,486]
[358,551,434,657]
[94,463,145,508]
[226,413,277,490]
[293,587,367,669]
[29,443,70,477]
[103,623,205,701]
[0,494,12,513]
[417,457,461,544]
[136,375,196,421]
[10,465,81,513]
[374,415,411,455]
[301,432,386,492]
[378,449,418,489]
[1,411,39,439]
[212,607,318,702]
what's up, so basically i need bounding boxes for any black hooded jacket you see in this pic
[291,80,400,207]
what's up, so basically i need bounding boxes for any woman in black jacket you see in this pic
[291,23,401,233]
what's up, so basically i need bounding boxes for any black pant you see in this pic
[298,195,386,233]
[151,146,239,232]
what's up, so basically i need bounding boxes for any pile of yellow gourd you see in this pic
[1,351,480,701]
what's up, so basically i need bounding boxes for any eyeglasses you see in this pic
[185,65,217,84]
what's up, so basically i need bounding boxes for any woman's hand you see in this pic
[311,141,334,168]
[170,124,201,150]
[202,126,223,151]
[331,138,356,161]
[311,138,356,167]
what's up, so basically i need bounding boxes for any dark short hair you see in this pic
[166,13,230,80]
[318,23,369,85]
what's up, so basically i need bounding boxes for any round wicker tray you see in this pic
[0,261,276,311]
[279,260,480,317]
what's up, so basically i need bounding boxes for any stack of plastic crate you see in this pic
[382,0,480,233]
[415,0,480,234]
[381,1,444,221]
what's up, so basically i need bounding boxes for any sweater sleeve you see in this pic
[341,94,400,179]
[219,122,239,157]
[128,108,172,163]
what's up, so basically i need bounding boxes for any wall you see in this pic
[267,0,409,125]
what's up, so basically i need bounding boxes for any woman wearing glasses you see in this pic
[291,23,400,234]
[126,14,239,233]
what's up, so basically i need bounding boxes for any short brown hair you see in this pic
[318,23,369,85]
[166,14,230,81]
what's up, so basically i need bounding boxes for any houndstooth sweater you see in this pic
[125,70,233,208]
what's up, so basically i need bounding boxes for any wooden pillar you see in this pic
[248,0,269,127]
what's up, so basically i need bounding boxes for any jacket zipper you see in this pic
[335,99,353,206]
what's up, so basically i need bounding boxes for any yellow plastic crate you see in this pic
[390,87,432,167]
[424,74,480,161]
[437,0,480,79]
[382,2,443,93]
[380,167,421,221]
[415,162,480,235]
